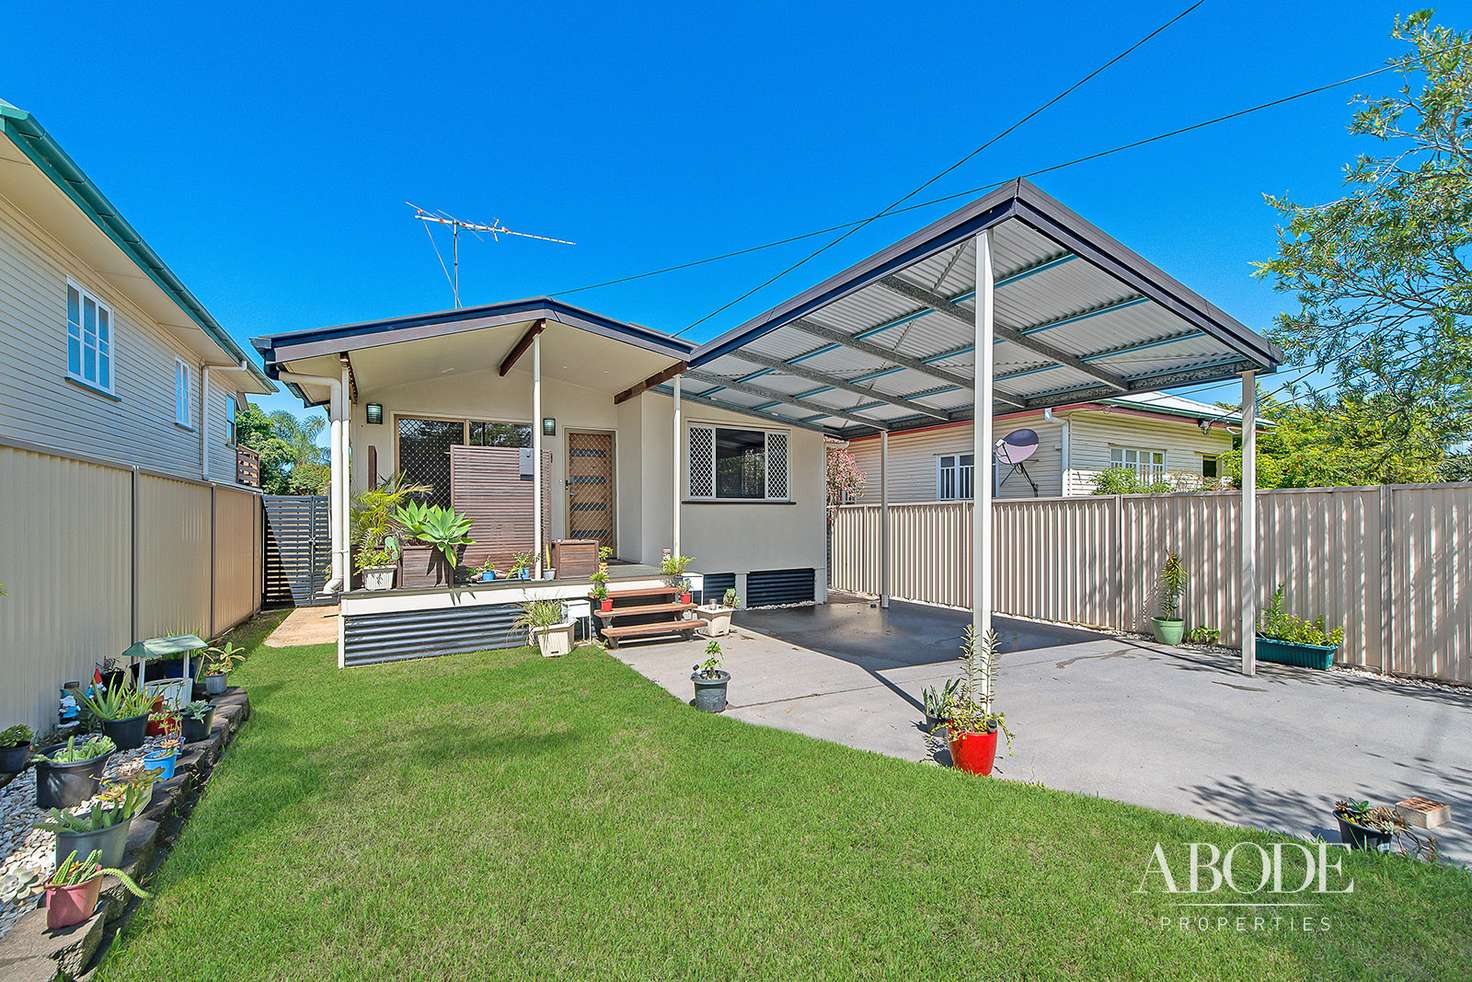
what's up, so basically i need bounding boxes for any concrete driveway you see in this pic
[610,595,1472,864]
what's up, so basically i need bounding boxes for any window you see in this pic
[937,453,974,500]
[66,280,113,394]
[1110,446,1166,482]
[687,425,789,500]
[225,395,238,445]
[1201,454,1219,479]
[468,421,532,447]
[175,359,192,428]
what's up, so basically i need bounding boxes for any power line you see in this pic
[548,57,1403,309]
[669,1,1206,337]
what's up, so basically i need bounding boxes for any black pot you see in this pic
[182,707,215,744]
[691,670,730,713]
[35,745,115,809]
[1336,815,1392,851]
[101,713,149,751]
[0,742,31,774]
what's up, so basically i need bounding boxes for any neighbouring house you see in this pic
[0,97,274,486]
[844,391,1266,502]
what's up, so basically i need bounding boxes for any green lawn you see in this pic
[101,612,1470,979]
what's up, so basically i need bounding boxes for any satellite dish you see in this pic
[995,428,1039,465]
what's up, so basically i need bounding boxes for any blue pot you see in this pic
[481,571,496,582]
[1256,635,1337,670]
[142,750,177,780]
[518,570,530,580]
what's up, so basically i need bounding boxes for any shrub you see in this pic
[1258,587,1344,647]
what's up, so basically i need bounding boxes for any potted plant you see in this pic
[201,641,246,695]
[350,473,431,591]
[1333,799,1401,851]
[142,735,182,781]
[146,702,179,738]
[38,849,147,931]
[697,588,740,638]
[472,557,499,583]
[0,723,33,773]
[690,640,730,712]
[1150,551,1187,645]
[937,627,1014,776]
[662,552,694,603]
[1257,587,1344,669]
[37,769,153,869]
[543,544,555,580]
[395,499,475,585]
[508,551,535,581]
[33,736,116,809]
[516,599,574,657]
[920,678,960,734]
[74,679,154,751]
[180,700,216,743]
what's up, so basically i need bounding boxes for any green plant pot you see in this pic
[1150,617,1185,645]
[1256,636,1337,670]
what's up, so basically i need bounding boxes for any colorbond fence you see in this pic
[829,484,1472,685]
[0,438,263,731]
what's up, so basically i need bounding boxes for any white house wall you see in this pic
[0,193,247,483]
[847,418,1066,503]
[1064,411,1234,495]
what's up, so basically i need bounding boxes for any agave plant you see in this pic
[74,680,153,722]
[394,500,474,567]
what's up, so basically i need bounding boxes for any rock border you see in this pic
[0,686,251,980]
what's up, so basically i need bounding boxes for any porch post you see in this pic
[879,429,890,609]
[672,374,682,558]
[1240,371,1257,676]
[974,229,995,687]
[532,333,543,577]
[327,380,344,591]
[340,362,352,587]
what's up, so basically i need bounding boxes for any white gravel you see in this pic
[0,736,168,940]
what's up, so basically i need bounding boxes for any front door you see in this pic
[566,431,616,556]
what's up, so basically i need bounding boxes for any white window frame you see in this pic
[224,395,238,445]
[935,452,974,501]
[686,423,791,501]
[175,358,193,429]
[65,278,115,396]
[1110,445,1166,482]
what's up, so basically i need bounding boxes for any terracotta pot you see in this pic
[599,598,613,613]
[949,729,999,776]
[46,878,101,930]
[679,592,692,605]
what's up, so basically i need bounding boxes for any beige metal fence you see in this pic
[0,439,263,731]
[829,484,1472,685]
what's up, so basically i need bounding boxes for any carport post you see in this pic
[672,374,682,559]
[973,229,995,685]
[533,334,543,577]
[879,429,890,609]
[1240,371,1257,676]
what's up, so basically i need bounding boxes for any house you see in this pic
[843,391,1262,503]
[257,180,1280,669]
[0,98,274,485]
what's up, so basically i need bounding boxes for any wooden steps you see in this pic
[596,583,698,647]
[601,620,702,643]
[594,601,695,621]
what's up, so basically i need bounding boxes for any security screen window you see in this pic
[716,428,766,499]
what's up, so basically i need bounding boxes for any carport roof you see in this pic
[683,179,1282,439]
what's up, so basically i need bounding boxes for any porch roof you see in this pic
[683,179,1283,439]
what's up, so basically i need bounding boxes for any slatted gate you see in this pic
[263,494,333,607]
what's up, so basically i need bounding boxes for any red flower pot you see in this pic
[949,729,999,776]
[679,592,692,605]
[599,599,613,613]
[45,879,101,930]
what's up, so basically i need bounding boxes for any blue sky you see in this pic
[4,1,1461,425]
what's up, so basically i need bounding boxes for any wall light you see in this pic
[542,417,557,436]
[366,403,384,425]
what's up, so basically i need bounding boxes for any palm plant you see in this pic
[351,472,432,571]
[1157,552,1188,621]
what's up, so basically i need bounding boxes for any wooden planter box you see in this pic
[550,539,599,578]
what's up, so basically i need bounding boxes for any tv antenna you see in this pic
[408,202,575,307]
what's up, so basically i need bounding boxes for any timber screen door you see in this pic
[566,431,615,556]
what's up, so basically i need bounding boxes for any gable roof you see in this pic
[0,97,273,393]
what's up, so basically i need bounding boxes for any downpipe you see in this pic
[278,371,346,593]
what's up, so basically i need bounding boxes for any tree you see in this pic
[235,403,329,495]
[826,442,866,506]
[1223,391,1448,488]
[1256,11,1472,471]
